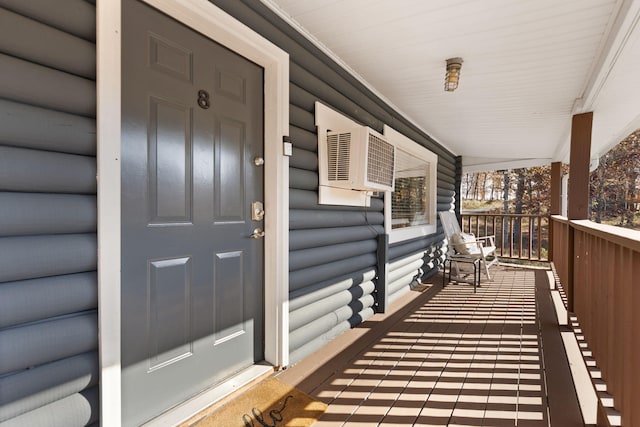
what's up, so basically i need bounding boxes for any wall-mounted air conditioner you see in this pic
[321,126,396,192]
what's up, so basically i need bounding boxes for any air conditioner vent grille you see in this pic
[367,133,395,187]
[327,132,351,181]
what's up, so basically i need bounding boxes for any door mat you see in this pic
[193,377,327,427]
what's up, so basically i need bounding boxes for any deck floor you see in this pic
[276,265,584,427]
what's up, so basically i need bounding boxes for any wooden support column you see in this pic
[549,162,563,261]
[567,112,592,220]
[550,161,563,215]
[567,112,593,312]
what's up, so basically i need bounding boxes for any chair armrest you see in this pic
[448,253,481,263]
[457,236,493,246]
[476,235,495,246]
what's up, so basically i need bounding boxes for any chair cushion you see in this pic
[451,232,480,255]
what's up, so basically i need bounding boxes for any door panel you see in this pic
[215,119,246,221]
[213,250,245,343]
[148,97,193,223]
[121,0,264,425]
[148,256,192,369]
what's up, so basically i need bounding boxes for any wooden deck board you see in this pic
[276,266,584,426]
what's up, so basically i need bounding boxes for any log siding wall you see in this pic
[0,1,459,424]
[212,0,458,363]
[0,1,99,425]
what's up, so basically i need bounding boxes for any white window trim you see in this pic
[97,1,289,425]
[383,125,438,244]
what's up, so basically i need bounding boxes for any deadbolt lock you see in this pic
[252,201,265,221]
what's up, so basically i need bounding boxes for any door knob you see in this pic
[250,228,265,239]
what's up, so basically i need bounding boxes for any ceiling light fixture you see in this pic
[445,57,463,92]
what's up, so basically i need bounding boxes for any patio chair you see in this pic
[439,211,499,281]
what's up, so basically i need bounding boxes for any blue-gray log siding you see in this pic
[211,0,459,364]
[0,1,98,426]
[0,0,458,424]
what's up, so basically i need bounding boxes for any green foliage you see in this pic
[589,128,640,229]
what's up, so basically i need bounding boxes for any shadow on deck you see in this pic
[276,265,585,427]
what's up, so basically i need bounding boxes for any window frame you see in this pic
[383,125,438,244]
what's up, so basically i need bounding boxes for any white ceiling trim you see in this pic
[580,0,640,112]
[556,0,640,161]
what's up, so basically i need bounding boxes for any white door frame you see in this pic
[97,1,290,425]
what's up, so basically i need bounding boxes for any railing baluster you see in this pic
[502,215,507,257]
[508,215,512,257]
[528,216,533,260]
[492,216,497,255]
[519,216,524,259]
[537,216,543,260]
[484,216,488,240]
[460,213,549,261]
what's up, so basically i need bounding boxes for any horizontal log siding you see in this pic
[0,1,97,425]
[286,65,382,360]
[388,233,447,302]
[211,0,458,363]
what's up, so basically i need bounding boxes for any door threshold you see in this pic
[143,363,275,427]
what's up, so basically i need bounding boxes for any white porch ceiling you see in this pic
[262,0,640,171]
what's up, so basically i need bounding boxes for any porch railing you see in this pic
[460,213,549,261]
[550,216,571,299]
[550,215,640,426]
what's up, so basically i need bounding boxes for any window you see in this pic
[384,126,438,243]
[392,154,430,229]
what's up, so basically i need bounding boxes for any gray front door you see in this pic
[121,1,265,425]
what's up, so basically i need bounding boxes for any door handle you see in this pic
[250,228,265,239]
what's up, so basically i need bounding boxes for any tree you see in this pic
[590,129,640,228]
